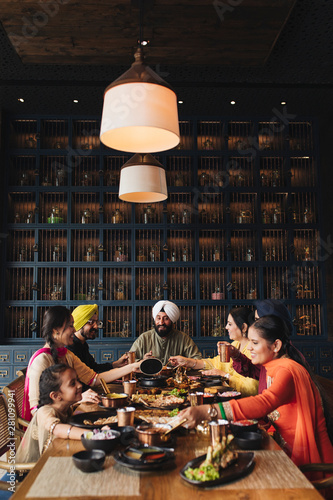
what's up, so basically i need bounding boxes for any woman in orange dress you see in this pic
[179,315,333,468]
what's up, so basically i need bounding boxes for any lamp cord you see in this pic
[139,0,144,46]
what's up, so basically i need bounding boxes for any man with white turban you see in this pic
[68,304,128,389]
[129,300,202,365]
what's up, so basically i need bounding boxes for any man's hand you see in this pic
[143,351,153,359]
[113,352,129,368]
[168,355,188,367]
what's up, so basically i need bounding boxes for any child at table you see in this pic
[16,364,89,464]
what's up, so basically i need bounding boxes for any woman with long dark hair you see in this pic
[169,307,258,396]
[23,306,141,420]
[179,315,333,468]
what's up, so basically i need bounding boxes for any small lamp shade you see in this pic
[100,48,180,153]
[119,153,168,203]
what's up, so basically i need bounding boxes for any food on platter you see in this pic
[84,429,118,440]
[136,409,179,424]
[218,391,241,398]
[83,415,118,426]
[131,393,184,408]
[184,435,237,482]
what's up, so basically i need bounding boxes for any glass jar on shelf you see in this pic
[25,136,37,148]
[53,141,63,149]
[56,168,65,186]
[199,172,210,186]
[246,287,257,300]
[170,250,177,262]
[235,171,245,186]
[272,207,282,224]
[112,208,123,224]
[19,246,27,261]
[121,320,131,337]
[14,212,21,223]
[304,246,311,261]
[142,204,156,224]
[153,284,162,300]
[182,208,190,224]
[114,244,127,262]
[303,206,313,223]
[41,175,52,186]
[115,281,125,300]
[52,243,61,262]
[137,247,147,262]
[81,170,92,186]
[19,171,29,186]
[175,172,184,186]
[215,172,225,187]
[262,209,270,224]
[260,172,268,186]
[50,283,62,301]
[213,246,220,261]
[212,286,223,300]
[246,248,254,261]
[182,246,189,262]
[212,316,222,337]
[238,209,251,224]
[81,208,93,224]
[170,211,176,224]
[26,211,34,223]
[202,139,214,150]
[48,206,63,224]
[271,170,280,187]
[17,317,25,333]
[149,244,160,262]
[84,245,97,262]
[86,284,96,301]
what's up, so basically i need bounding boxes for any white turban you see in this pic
[152,300,180,323]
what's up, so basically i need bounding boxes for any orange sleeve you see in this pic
[228,367,295,420]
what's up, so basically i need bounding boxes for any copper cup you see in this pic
[219,344,231,363]
[189,392,204,406]
[128,351,136,364]
[117,407,135,427]
[209,419,229,447]
[123,380,137,397]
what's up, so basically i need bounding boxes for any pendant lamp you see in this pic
[100,47,180,153]
[119,153,167,203]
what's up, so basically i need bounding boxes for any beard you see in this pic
[154,321,173,338]
[81,328,97,340]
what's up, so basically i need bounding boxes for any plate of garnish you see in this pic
[180,436,254,487]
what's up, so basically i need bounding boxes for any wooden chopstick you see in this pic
[100,378,110,394]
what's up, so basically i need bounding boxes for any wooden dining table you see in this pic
[11,391,323,500]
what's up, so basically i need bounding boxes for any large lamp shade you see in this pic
[100,48,180,153]
[119,153,167,203]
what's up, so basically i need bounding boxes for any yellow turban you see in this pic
[72,304,98,332]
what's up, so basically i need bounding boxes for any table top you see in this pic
[11,398,322,500]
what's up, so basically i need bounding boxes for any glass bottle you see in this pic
[175,172,184,186]
[246,248,254,261]
[49,206,63,224]
[304,246,311,261]
[52,243,60,262]
[121,320,131,337]
[212,316,222,337]
[51,283,62,300]
[262,209,270,224]
[26,211,33,223]
[182,208,190,224]
[149,244,159,262]
[153,284,162,300]
[171,250,176,262]
[199,172,209,186]
[170,211,176,224]
[81,208,92,224]
[182,246,188,262]
[25,136,37,148]
[143,204,155,223]
[56,168,65,186]
[19,171,29,186]
[203,139,213,150]
[19,246,27,261]
[115,281,125,300]
[112,208,123,224]
[183,284,189,300]
[85,245,96,262]
[213,246,220,261]
[303,206,312,223]
[81,170,92,187]
[87,284,96,301]
[115,244,127,262]
[272,207,281,224]
[137,247,146,262]
[14,212,21,223]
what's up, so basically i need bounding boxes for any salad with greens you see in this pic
[184,435,237,482]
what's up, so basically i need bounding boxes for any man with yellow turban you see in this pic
[129,300,202,365]
[68,305,128,383]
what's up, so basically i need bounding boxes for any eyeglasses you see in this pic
[86,319,103,329]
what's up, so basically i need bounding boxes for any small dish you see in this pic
[235,431,262,450]
[216,391,242,402]
[230,419,258,436]
[81,429,121,453]
[100,393,128,409]
[72,450,105,473]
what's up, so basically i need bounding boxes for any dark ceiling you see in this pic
[0,0,332,118]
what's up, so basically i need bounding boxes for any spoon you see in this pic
[160,418,188,441]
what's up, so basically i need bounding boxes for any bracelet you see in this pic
[67,425,73,439]
[218,402,227,420]
[192,360,197,369]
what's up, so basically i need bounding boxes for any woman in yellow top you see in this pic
[169,307,258,397]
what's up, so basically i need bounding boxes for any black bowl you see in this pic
[72,450,105,473]
[81,429,121,453]
[235,431,262,450]
[118,426,136,446]
[230,419,258,436]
